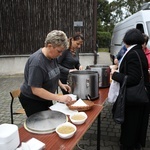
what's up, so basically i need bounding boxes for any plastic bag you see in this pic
[107,80,120,103]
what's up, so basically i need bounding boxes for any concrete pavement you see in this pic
[0,52,150,150]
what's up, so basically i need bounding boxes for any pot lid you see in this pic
[24,110,67,133]
[88,64,109,67]
[69,70,98,75]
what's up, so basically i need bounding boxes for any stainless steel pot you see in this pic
[68,70,99,100]
[86,64,110,88]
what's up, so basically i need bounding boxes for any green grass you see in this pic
[98,48,109,52]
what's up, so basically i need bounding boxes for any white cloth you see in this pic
[16,138,45,150]
[50,102,78,115]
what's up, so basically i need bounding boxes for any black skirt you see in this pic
[120,103,149,147]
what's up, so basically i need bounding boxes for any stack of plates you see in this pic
[24,110,67,134]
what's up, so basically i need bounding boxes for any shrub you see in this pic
[97,31,111,48]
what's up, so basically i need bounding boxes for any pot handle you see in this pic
[85,66,91,70]
[86,78,90,88]
[86,94,92,101]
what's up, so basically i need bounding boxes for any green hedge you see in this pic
[97,31,111,48]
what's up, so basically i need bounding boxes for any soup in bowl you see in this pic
[70,112,87,125]
[56,122,76,139]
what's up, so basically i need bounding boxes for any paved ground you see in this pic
[0,52,150,150]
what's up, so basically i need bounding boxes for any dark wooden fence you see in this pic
[0,0,97,55]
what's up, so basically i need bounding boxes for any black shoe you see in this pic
[134,148,141,150]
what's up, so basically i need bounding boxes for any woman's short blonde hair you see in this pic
[45,30,68,49]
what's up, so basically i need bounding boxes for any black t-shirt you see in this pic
[57,49,80,79]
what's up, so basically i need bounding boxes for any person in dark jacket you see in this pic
[58,32,84,94]
[114,45,127,65]
[111,28,150,150]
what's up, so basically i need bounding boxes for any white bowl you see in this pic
[56,122,76,139]
[70,112,88,125]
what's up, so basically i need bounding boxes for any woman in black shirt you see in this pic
[58,32,84,94]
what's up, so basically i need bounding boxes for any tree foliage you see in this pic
[109,0,150,24]
[97,0,150,48]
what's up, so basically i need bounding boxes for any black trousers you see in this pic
[19,93,52,117]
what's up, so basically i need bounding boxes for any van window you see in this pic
[136,24,144,33]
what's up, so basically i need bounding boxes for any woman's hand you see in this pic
[114,58,119,65]
[58,80,71,93]
[148,69,150,75]
[79,65,83,70]
[59,95,73,104]
[61,84,71,93]
[69,69,77,72]
[110,69,117,79]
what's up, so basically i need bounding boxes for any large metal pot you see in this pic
[68,70,99,100]
[86,64,110,88]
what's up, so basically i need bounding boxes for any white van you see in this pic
[110,7,150,63]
